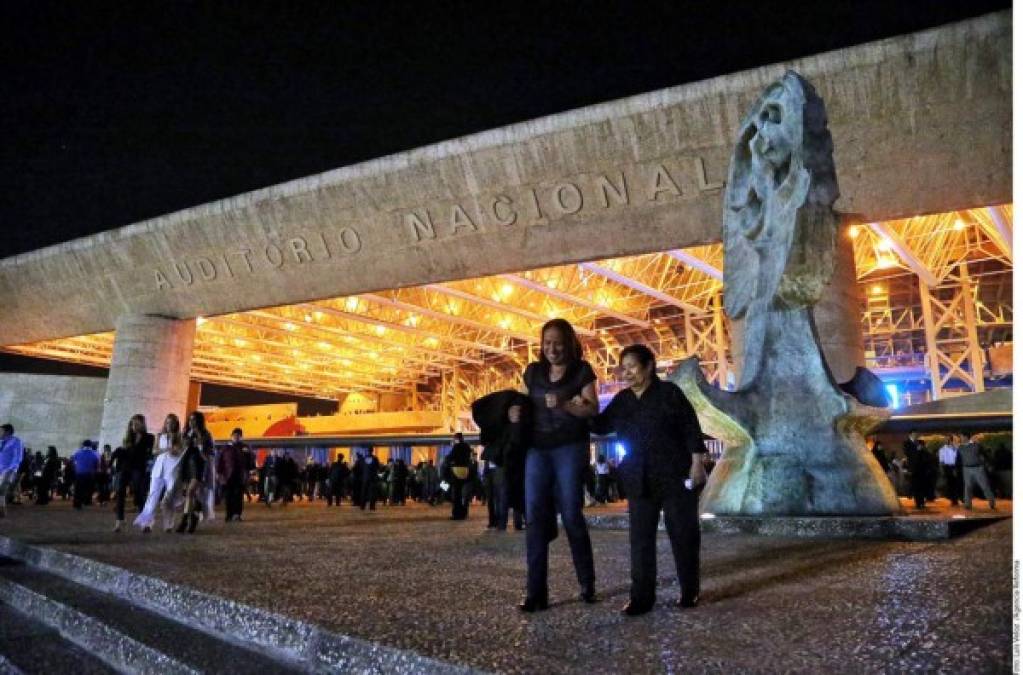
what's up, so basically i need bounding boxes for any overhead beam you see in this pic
[192,335,420,387]
[248,309,485,366]
[665,250,723,281]
[360,293,537,343]
[983,206,1013,261]
[578,262,704,314]
[301,303,518,357]
[498,274,651,329]
[191,349,410,389]
[423,284,597,336]
[201,317,440,378]
[866,221,940,287]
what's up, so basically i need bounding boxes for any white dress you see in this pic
[133,435,184,530]
[201,447,216,521]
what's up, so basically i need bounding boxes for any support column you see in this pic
[811,234,865,383]
[958,263,987,395]
[918,276,943,400]
[99,315,196,449]
[919,263,987,399]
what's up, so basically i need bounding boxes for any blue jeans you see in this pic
[525,442,595,599]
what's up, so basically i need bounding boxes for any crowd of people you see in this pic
[0,422,526,529]
[871,431,1012,509]
[0,317,1013,621]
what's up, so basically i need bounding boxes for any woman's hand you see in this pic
[508,405,522,423]
[562,382,599,418]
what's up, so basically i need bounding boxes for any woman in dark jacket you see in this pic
[178,411,213,533]
[510,318,599,612]
[35,446,60,505]
[592,344,707,615]
[113,414,154,532]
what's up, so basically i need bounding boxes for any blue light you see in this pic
[885,383,900,408]
[614,442,626,460]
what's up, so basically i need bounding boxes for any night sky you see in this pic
[1,1,1010,257]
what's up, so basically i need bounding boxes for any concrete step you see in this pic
[0,556,304,674]
[0,535,476,674]
[0,600,116,675]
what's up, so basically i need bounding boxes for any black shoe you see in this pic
[677,593,699,609]
[622,600,653,616]
[518,596,549,613]
[175,515,188,533]
[579,586,597,604]
[187,513,198,533]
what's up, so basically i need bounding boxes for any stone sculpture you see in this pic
[671,72,900,516]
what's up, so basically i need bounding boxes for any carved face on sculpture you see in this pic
[749,86,798,179]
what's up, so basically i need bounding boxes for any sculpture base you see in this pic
[585,504,1009,541]
[697,512,1008,541]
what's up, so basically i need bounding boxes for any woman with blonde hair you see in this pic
[133,413,185,533]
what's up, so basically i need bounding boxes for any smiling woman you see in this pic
[511,317,599,613]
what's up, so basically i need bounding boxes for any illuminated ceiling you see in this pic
[4,205,1012,400]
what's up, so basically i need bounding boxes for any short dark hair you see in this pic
[539,318,583,366]
[0,424,13,434]
[454,432,463,441]
[231,427,243,436]
[619,344,656,371]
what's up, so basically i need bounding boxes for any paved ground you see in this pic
[0,497,1013,673]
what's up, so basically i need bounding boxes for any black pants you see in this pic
[360,480,377,510]
[910,473,929,508]
[490,466,523,530]
[73,475,95,509]
[327,484,344,506]
[627,489,700,605]
[34,476,52,505]
[942,465,961,504]
[450,477,467,519]
[485,472,498,526]
[114,469,147,521]
[223,476,244,520]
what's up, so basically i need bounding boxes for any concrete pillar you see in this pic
[98,315,196,449]
[187,381,202,414]
[730,235,864,385]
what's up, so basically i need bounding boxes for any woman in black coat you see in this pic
[35,446,60,505]
[113,414,154,532]
[592,344,707,616]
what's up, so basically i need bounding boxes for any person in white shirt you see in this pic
[937,436,961,506]
[134,414,185,533]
